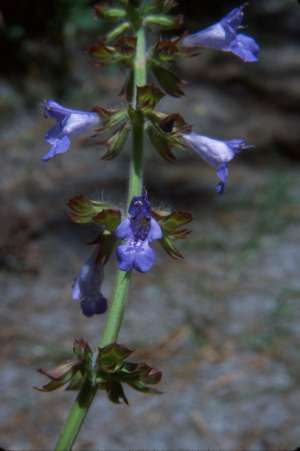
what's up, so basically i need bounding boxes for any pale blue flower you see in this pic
[42,100,100,161]
[182,5,260,63]
[115,192,162,273]
[183,133,252,193]
[72,250,107,317]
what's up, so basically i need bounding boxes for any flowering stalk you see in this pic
[37,2,259,449]
[54,23,147,451]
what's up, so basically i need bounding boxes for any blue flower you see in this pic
[42,100,100,161]
[182,4,260,63]
[115,192,162,273]
[183,133,252,194]
[72,250,107,317]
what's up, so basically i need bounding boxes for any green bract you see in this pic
[37,340,162,405]
[153,209,193,259]
[68,196,121,229]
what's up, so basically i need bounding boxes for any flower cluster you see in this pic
[38,2,260,426]
[40,3,259,321]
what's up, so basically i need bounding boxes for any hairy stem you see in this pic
[54,25,147,451]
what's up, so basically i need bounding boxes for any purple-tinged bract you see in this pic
[183,133,252,194]
[72,250,107,317]
[182,4,260,63]
[115,192,162,273]
[42,100,100,161]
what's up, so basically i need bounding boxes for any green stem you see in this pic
[54,25,147,451]
[99,271,131,346]
[128,26,146,206]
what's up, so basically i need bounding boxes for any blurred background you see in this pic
[1,0,300,449]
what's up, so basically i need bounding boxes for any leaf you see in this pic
[119,69,134,101]
[153,38,182,63]
[98,343,133,373]
[120,361,140,376]
[68,196,121,232]
[68,195,109,224]
[88,42,117,64]
[139,366,162,385]
[94,233,118,264]
[119,361,162,386]
[159,113,191,134]
[89,39,135,66]
[115,36,137,57]
[151,60,184,97]
[152,209,192,259]
[101,124,130,160]
[95,5,126,22]
[106,22,130,43]
[137,84,165,113]
[35,370,74,392]
[160,235,184,259]
[37,359,80,381]
[93,208,122,232]
[68,196,110,224]
[162,211,193,232]
[105,381,129,405]
[73,338,92,360]
[147,124,176,162]
[65,371,84,391]
[144,14,183,29]
[92,107,128,130]
[127,380,162,395]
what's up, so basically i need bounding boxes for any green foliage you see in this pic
[101,124,131,160]
[147,123,176,162]
[146,112,192,161]
[144,13,183,29]
[153,208,193,259]
[68,196,113,224]
[95,5,127,22]
[89,37,136,65]
[137,84,165,113]
[36,340,162,404]
[151,60,184,97]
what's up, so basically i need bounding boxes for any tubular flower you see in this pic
[72,250,107,317]
[182,4,260,63]
[115,192,162,273]
[42,100,100,161]
[183,133,252,194]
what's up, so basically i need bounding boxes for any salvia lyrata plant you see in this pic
[37,1,260,449]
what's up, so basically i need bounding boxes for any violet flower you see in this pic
[72,250,107,317]
[183,133,252,194]
[115,192,162,273]
[182,5,260,63]
[42,100,100,161]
